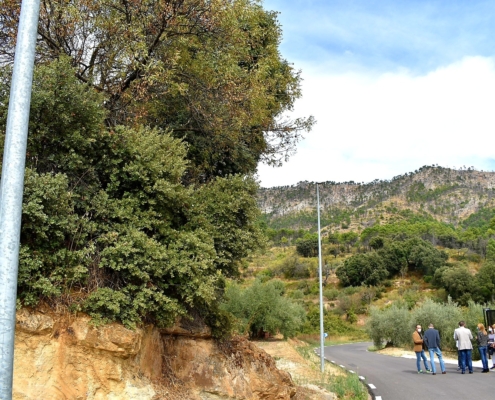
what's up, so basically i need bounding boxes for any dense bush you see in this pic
[336,252,389,287]
[275,254,313,279]
[433,262,495,304]
[221,279,306,338]
[367,304,411,348]
[295,234,319,258]
[336,237,447,287]
[2,59,265,331]
[300,307,367,339]
[367,298,491,351]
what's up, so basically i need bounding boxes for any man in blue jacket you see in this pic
[424,323,446,375]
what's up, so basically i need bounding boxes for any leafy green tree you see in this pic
[296,234,319,258]
[0,58,265,332]
[486,239,495,262]
[0,0,314,183]
[367,304,411,347]
[336,252,389,287]
[433,266,474,305]
[221,279,306,338]
[369,236,385,250]
[378,242,407,275]
[405,238,448,275]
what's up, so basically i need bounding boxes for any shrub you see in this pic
[367,304,411,348]
[324,288,340,301]
[336,252,389,287]
[295,234,319,258]
[221,279,306,339]
[276,255,311,279]
[410,298,462,351]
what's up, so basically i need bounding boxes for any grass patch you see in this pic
[294,340,369,400]
[330,373,368,400]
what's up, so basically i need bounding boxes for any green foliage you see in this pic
[433,266,474,305]
[275,254,313,279]
[324,288,340,301]
[295,234,319,257]
[410,298,462,350]
[406,238,448,275]
[0,58,267,331]
[221,279,306,338]
[367,304,411,348]
[336,252,389,287]
[300,308,367,339]
[367,298,488,351]
[330,373,369,400]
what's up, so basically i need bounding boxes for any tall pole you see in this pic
[0,0,41,398]
[316,182,325,372]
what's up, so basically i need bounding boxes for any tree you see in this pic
[0,0,314,183]
[486,239,495,262]
[336,252,389,287]
[0,58,265,332]
[296,234,319,258]
[433,266,474,305]
[405,238,448,276]
[221,279,306,338]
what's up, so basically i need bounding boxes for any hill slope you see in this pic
[259,165,495,230]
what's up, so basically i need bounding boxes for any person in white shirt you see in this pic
[454,321,473,374]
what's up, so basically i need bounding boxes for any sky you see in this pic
[257,0,495,188]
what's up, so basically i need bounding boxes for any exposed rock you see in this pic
[162,336,296,400]
[68,317,142,358]
[13,311,297,400]
[16,308,54,335]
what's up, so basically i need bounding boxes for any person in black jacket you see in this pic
[424,323,446,375]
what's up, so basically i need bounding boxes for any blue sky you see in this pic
[257,0,495,187]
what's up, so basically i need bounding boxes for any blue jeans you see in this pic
[428,347,446,373]
[415,350,430,371]
[479,346,488,370]
[460,349,473,372]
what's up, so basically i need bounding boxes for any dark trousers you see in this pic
[459,349,473,373]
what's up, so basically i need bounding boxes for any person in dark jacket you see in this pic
[424,323,446,375]
[477,323,489,372]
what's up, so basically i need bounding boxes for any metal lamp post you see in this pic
[0,0,41,398]
[316,182,325,372]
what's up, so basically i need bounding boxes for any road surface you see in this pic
[318,342,491,400]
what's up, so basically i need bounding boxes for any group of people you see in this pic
[412,321,495,374]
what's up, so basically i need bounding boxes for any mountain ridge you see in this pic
[258,165,495,231]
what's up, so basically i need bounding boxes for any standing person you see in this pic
[454,321,474,374]
[490,325,495,369]
[477,323,489,373]
[454,322,461,371]
[424,323,446,375]
[412,324,431,374]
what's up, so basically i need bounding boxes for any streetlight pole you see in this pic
[316,182,325,372]
[0,0,41,398]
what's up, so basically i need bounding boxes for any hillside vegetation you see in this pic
[0,0,313,335]
[246,166,495,353]
[259,165,495,231]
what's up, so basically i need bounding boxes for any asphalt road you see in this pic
[319,342,492,400]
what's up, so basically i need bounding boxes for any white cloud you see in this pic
[257,56,495,187]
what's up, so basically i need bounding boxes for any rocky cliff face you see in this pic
[13,309,296,400]
[259,166,495,229]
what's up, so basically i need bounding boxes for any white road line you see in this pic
[359,376,365,380]
[368,383,377,389]
[331,360,336,363]
[375,397,382,400]
[339,364,345,368]
[349,370,355,374]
